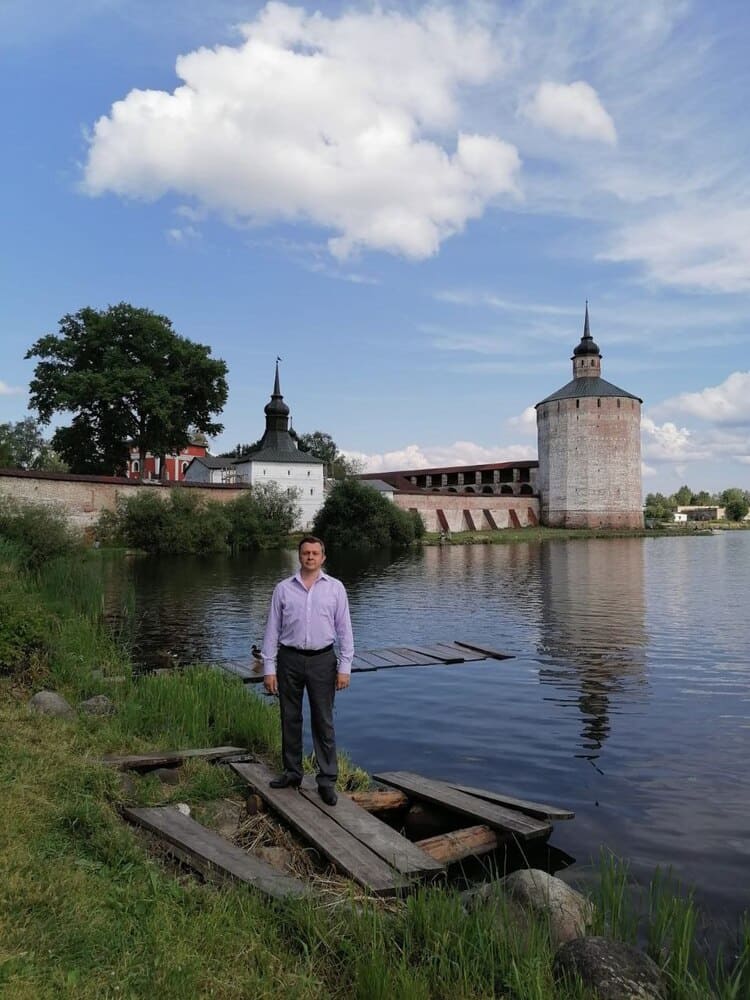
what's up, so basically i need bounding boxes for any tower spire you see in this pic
[583,300,591,341]
[571,301,601,378]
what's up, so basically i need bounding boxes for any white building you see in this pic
[185,364,324,529]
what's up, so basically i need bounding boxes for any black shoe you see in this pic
[269,774,301,789]
[318,785,337,806]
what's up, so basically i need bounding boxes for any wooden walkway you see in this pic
[373,771,553,840]
[231,760,441,895]
[219,638,513,683]
[123,805,306,900]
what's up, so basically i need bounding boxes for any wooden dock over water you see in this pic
[118,746,573,900]
[218,638,514,683]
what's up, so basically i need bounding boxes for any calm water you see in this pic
[105,533,750,922]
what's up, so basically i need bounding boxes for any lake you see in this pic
[104,532,750,926]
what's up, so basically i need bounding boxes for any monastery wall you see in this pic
[0,470,245,533]
[394,492,540,532]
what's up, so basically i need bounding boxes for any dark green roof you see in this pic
[536,376,642,407]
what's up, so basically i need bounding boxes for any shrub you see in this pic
[0,496,77,570]
[0,590,50,675]
[313,479,422,549]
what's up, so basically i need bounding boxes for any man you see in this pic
[261,535,354,806]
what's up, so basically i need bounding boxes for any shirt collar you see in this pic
[293,569,329,586]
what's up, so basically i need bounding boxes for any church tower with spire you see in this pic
[232,362,325,530]
[535,305,643,529]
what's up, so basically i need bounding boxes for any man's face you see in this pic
[299,542,325,573]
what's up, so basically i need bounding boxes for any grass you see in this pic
[1,543,749,997]
[421,525,714,545]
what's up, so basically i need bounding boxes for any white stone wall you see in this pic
[234,459,325,530]
[537,395,642,528]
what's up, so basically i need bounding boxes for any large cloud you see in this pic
[522,81,617,144]
[0,381,24,396]
[343,440,536,473]
[83,3,520,259]
[654,371,750,425]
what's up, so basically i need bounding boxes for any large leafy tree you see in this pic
[26,303,228,475]
[297,429,363,478]
[720,487,750,521]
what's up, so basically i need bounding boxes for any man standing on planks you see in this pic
[261,535,354,806]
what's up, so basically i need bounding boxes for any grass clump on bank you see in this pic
[423,524,715,546]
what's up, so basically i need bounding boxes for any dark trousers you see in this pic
[276,646,338,787]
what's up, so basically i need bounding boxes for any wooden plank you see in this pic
[122,805,306,900]
[416,825,501,865]
[366,648,421,667]
[299,779,443,878]
[102,747,249,771]
[219,659,263,681]
[453,640,514,661]
[390,646,446,665]
[230,761,408,896]
[351,655,380,673]
[449,783,574,821]
[483,508,498,530]
[401,644,465,664]
[373,772,552,841]
[429,642,487,662]
[346,789,409,812]
[353,650,399,668]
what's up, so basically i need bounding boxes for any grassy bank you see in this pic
[1,538,748,996]
[422,524,714,545]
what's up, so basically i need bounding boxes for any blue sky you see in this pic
[1,0,749,494]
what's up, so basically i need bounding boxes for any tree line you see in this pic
[645,485,750,522]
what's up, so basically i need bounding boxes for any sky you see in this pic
[1,0,749,495]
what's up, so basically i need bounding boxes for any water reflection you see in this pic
[535,540,646,764]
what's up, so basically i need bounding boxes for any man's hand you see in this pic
[264,674,278,695]
[336,672,350,691]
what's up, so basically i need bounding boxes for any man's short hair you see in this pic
[298,534,325,554]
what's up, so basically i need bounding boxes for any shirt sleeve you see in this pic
[261,584,283,676]
[333,582,354,674]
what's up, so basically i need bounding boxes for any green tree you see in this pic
[720,488,750,522]
[297,429,362,479]
[644,492,676,521]
[313,478,423,549]
[0,417,68,471]
[673,484,694,506]
[692,490,716,506]
[26,303,228,476]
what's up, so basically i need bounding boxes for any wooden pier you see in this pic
[218,638,513,684]
[118,745,573,900]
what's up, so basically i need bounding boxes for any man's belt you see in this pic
[279,643,334,657]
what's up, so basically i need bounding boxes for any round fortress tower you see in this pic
[535,305,643,529]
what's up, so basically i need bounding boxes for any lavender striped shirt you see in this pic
[261,570,354,676]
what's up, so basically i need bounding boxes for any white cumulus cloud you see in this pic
[0,381,24,396]
[343,440,536,473]
[82,3,520,260]
[641,416,709,463]
[522,80,617,144]
[507,406,537,435]
[654,371,750,425]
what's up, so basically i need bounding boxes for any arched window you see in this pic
[500,485,513,495]
[132,460,139,472]
[181,462,188,473]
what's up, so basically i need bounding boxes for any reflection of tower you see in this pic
[536,305,643,529]
[536,539,647,761]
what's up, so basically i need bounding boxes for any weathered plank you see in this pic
[102,747,249,771]
[428,642,487,662]
[351,655,380,672]
[346,789,409,812]
[453,640,515,661]
[401,644,465,664]
[353,650,400,668]
[122,805,306,899]
[390,646,446,665]
[416,824,501,865]
[298,779,443,878]
[230,761,408,896]
[449,783,574,821]
[219,659,264,682]
[373,772,552,840]
[365,648,419,667]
